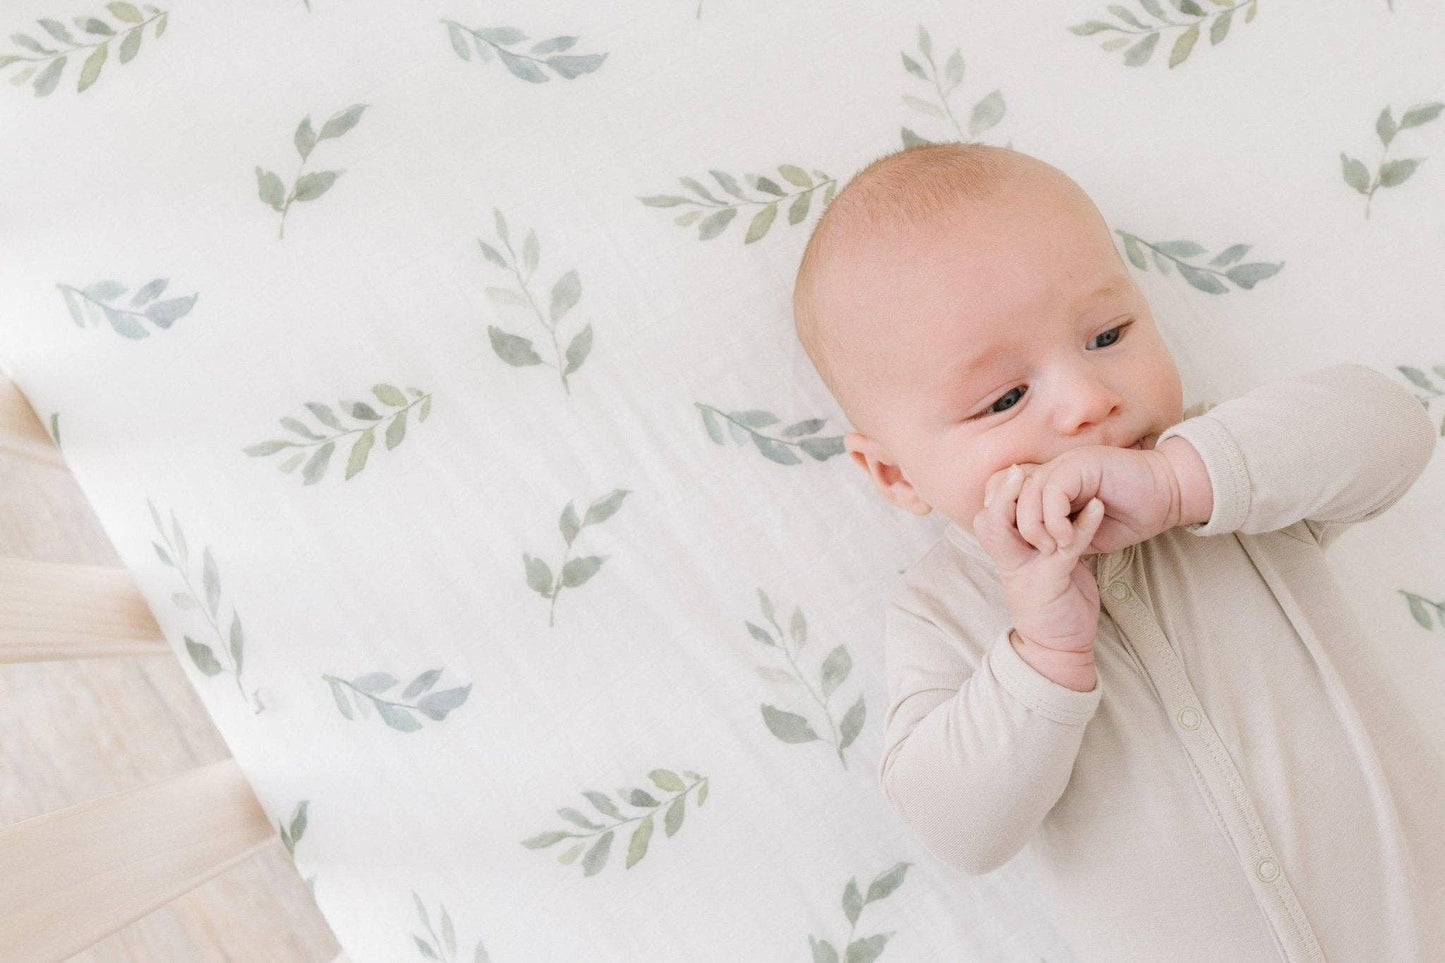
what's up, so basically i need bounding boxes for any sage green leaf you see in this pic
[584,790,622,819]
[549,269,581,323]
[476,238,507,268]
[781,418,824,438]
[1122,31,1159,66]
[662,795,685,836]
[696,207,736,240]
[559,502,580,544]
[442,907,456,959]
[790,607,807,648]
[373,383,406,406]
[244,439,294,456]
[559,326,591,377]
[488,326,544,366]
[744,203,776,243]
[1070,19,1120,35]
[417,685,471,721]
[32,57,66,97]
[1400,102,1444,129]
[865,861,909,903]
[560,555,603,587]
[522,230,539,274]
[294,170,340,202]
[650,769,685,792]
[108,2,143,22]
[229,614,244,675]
[38,19,74,44]
[129,277,167,306]
[295,116,317,160]
[820,645,851,696]
[281,417,323,440]
[153,542,173,566]
[202,547,220,616]
[378,702,422,732]
[582,489,628,526]
[625,815,653,868]
[349,402,380,421]
[304,402,344,430]
[186,637,222,676]
[1169,22,1199,67]
[256,167,286,210]
[345,428,374,479]
[145,294,197,327]
[523,554,553,595]
[401,668,442,700]
[419,395,432,420]
[1210,8,1233,44]
[84,278,125,300]
[839,695,865,750]
[384,410,407,449]
[78,44,106,93]
[1377,108,1397,148]
[102,306,147,338]
[319,104,367,140]
[580,831,612,876]
[1208,244,1250,267]
[118,26,141,63]
[754,435,801,465]
[302,441,335,485]
[80,19,114,36]
[799,435,846,460]
[969,90,1005,136]
[1224,262,1283,289]
[761,704,819,743]
[1379,158,1420,188]
[1177,263,1227,294]
[546,53,606,79]
[155,13,167,37]
[637,194,688,207]
[698,406,723,443]
[1340,153,1370,193]
[447,22,471,60]
[279,452,305,472]
[497,46,547,83]
[171,511,188,566]
[521,829,571,849]
[290,800,308,843]
[328,678,353,719]
[352,672,397,694]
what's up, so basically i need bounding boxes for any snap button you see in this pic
[1177,706,1201,730]
[1108,582,1130,600]
[1256,857,1279,881]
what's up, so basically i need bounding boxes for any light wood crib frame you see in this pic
[0,378,347,962]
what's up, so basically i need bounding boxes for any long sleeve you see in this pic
[1154,363,1436,548]
[876,599,1103,876]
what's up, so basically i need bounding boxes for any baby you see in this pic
[792,143,1443,960]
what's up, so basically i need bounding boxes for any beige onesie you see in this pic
[878,363,1443,961]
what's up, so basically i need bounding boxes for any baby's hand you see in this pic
[973,465,1108,655]
[984,446,1181,556]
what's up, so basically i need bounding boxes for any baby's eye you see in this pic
[968,322,1132,420]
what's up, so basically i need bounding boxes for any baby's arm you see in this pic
[878,599,1101,876]
[1153,363,1436,546]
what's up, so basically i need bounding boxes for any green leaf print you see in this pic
[696,402,845,464]
[747,589,865,770]
[898,24,1007,149]
[1395,364,1445,437]
[524,488,630,626]
[323,668,471,732]
[257,103,368,239]
[244,384,431,484]
[809,862,913,963]
[439,19,606,82]
[149,498,262,713]
[1069,0,1257,69]
[1341,102,1442,219]
[522,769,709,877]
[56,277,197,339]
[478,208,594,395]
[0,3,168,98]
[639,165,835,244]
[410,891,493,962]
[1114,231,1284,293]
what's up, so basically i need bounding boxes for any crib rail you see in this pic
[0,377,341,961]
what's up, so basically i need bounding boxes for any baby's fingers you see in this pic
[1063,498,1106,557]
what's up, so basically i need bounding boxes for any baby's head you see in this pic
[793,143,1184,537]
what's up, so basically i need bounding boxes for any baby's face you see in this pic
[836,172,1184,536]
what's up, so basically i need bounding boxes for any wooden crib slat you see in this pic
[0,557,168,662]
[0,377,64,468]
[0,758,276,962]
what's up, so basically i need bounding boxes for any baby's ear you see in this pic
[844,433,932,516]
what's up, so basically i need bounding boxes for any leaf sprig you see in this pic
[57,277,197,339]
[323,668,471,732]
[808,862,912,963]
[696,403,845,465]
[1115,231,1283,293]
[639,165,835,244]
[521,769,709,877]
[746,589,865,770]
[1069,0,1258,69]
[440,20,606,82]
[243,384,431,485]
[2,2,167,97]
[256,104,368,240]
[148,498,262,713]
[899,24,1004,149]
[523,489,629,627]
[410,891,493,962]
[1342,102,1442,219]
[478,207,592,395]
[1397,364,1445,437]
